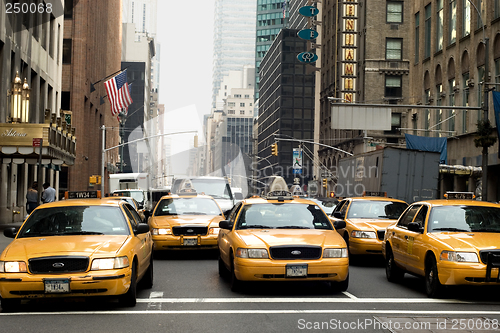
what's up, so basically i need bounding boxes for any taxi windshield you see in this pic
[235,203,333,230]
[18,206,130,237]
[114,190,144,204]
[347,200,408,219]
[428,205,500,233]
[154,197,222,216]
[190,179,231,200]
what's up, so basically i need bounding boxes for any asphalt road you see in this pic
[1,233,500,333]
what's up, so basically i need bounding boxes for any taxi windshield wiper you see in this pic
[242,225,273,229]
[62,231,105,235]
[471,228,500,233]
[182,212,207,215]
[432,227,469,232]
[276,226,311,229]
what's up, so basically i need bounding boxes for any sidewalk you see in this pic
[0,222,24,231]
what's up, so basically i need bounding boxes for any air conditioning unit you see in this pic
[428,95,434,103]
[453,85,460,92]
[466,79,474,87]
[440,92,447,98]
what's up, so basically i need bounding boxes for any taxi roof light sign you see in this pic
[178,179,198,196]
[363,191,387,197]
[444,192,475,200]
[65,190,101,199]
[266,176,293,201]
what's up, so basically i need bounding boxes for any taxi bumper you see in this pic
[0,268,132,299]
[438,262,500,285]
[152,234,218,250]
[234,258,349,282]
[349,238,383,255]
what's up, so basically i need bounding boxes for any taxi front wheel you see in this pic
[218,253,230,278]
[1,298,21,312]
[230,255,244,292]
[386,247,404,282]
[425,256,443,298]
[330,275,349,293]
[119,262,138,307]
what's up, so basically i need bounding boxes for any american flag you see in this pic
[116,84,132,121]
[282,0,287,19]
[104,70,133,116]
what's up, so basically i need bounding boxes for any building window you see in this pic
[234,94,241,98]
[385,75,402,97]
[436,84,443,135]
[448,78,456,132]
[64,0,73,19]
[462,72,470,133]
[477,0,485,29]
[462,0,471,38]
[477,66,484,121]
[424,89,431,137]
[228,110,235,114]
[386,38,402,60]
[449,0,457,45]
[415,12,420,63]
[240,110,245,115]
[495,0,500,19]
[495,58,500,84]
[228,102,235,107]
[424,4,431,59]
[62,39,72,64]
[387,1,403,23]
[240,103,245,107]
[436,0,443,52]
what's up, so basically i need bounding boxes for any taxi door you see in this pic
[404,205,429,276]
[218,202,243,265]
[390,205,421,269]
[123,204,152,278]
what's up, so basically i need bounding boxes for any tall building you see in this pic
[318,0,411,183]
[258,29,315,188]
[255,0,289,101]
[63,0,122,193]
[212,0,256,109]
[410,0,500,201]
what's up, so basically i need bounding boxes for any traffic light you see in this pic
[271,143,278,156]
[322,178,327,188]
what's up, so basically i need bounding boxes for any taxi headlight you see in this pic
[351,230,376,239]
[440,251,479,263]
[236,248,269,259]
[209,227,220,235]
[323,248,348,258]
[0,261,27,273]
[91,256,130,270]
[152,228,171,235]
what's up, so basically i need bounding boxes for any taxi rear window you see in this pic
[18,206,130,237]
[235,203,333,230]
[428,205,500,233]
[347,201,408,219]
[154,197,222,216]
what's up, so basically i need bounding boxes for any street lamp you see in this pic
[9,72,30,123]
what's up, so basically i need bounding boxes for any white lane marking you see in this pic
[342,291,358,299]
[2,310,500,316]
[135,297,469,304]
[147,292,164,310]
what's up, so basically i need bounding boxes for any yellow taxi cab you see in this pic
[217,176,349,293]
[0,191,153,311]
[383,192,500,297]
[147,186,225,251]
[330,192,408,255]
[106,195,146,222]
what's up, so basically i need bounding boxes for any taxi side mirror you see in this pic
[333,221,346,230]
[135,224,150,235]
[332,211,344,219]
[3,227,18,238]
[219,220,233,230]
[408,222,422,233]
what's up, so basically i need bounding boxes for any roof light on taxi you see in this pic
[362,191,387,197]
[444,192,475,200]
[440,251,479,263]
[65,190,101,199]
[266,176,293,201]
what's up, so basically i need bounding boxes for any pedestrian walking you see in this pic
[26,182,39,214]
[41,182,56,203]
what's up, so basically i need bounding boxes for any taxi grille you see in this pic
[376,230,385,240]
[479,250,500,265]
[28,256,89,274]
[269,246,322,260]
[172,226,207,236]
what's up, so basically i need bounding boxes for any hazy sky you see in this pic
[157,0,215,147]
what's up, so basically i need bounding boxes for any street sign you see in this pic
[297,52,318,64]
[293,148,302,175]
[32,138,42,147]
[297,29,318,40]
[299,6,319,17]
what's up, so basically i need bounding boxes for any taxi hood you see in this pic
[431,232,500,251]
[346,218,397,230]
[237,229,344,248]
[1,235,129,260]
[151,215,222,227]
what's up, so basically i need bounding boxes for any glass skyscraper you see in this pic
[212,0,256,109]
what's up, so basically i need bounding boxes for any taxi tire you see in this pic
[230,255,243,292]
[218,254,230,278]
[1,298,21,312]
[119,262,137,307]
[330,275,349,293]
[386,248,404,282]
[425,256,443,298]
[140,254,154,289]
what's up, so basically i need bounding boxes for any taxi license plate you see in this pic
[286,264,308,278]
[44,279,70,293]
[183,238,197,246]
